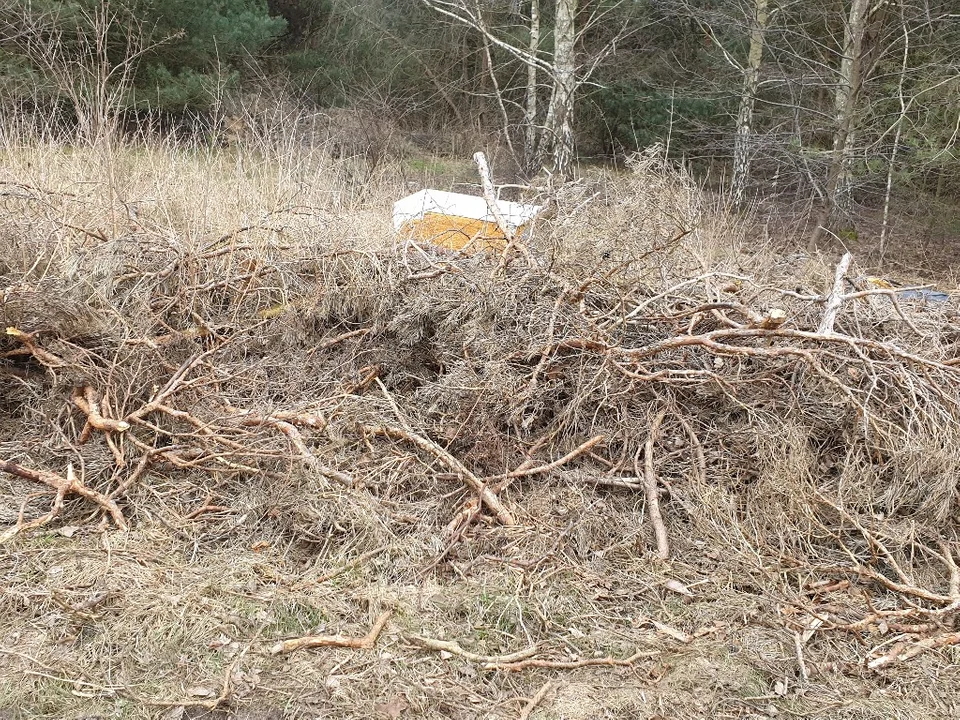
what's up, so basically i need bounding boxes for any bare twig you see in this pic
[236,412,353,487]
[518,681,555,720]
[489,650,655,671]
[407,635,538,664]
[493,435,604,493]
[313,545,392,584]
[138,646,249,709]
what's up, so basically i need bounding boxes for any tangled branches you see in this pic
[2,220,959,668]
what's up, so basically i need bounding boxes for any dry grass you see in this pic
[1,128,959,720]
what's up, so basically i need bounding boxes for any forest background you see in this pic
[1,0,958,256]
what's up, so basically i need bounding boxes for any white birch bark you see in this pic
[540,0,577,177]
[523,0,540,173]
[730,0,769,209]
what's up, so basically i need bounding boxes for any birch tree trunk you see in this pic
[540,0,577,177]
[832,0,871,215]
[523,0,540,173]
[730,0,769,209]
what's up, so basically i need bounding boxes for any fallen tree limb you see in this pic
[270,610,392,655]
[0,460,128,533]
[526,325,960,377]
[125,327,265,423]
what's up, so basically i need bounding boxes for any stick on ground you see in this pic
[518,681,554,720]
[408,635,538,664]
[638,411,669,559]
[0,460,128,533]
[270,611,392,655]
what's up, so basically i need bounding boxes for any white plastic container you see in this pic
[393,189,541,252]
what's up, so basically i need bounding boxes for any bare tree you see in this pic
[7,0,172,145]
[730,0,770,209]
[810,0,888,244]
[538,0,577,176]
[423,0,628,177]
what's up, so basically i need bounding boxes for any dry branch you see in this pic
[71,385,130,436]
[407,635,538,664]
[270,611,392,655]
[819,252,853,334]
[5,327,65,367]
[518,681,554,720]
[867,632,960,670]
[362,424,516,526]
[639,411,669,559]
[312,545,391,584]
[472,151,536,271]
[5,184,960,689]
[233,410,352,487]
[497,435,604,483]
[488,650,655,672]
[0,460,128,533]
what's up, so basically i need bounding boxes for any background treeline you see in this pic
[0,0,958,240]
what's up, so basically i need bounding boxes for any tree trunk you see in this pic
[540,0,577,177]
[730,0,769,210]
[523,0,540,174]
[811,0,869,245]
[880,7,910,259]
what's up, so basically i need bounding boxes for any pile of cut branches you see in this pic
[2,159,959,673]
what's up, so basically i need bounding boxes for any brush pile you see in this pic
[2,151,959,681]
